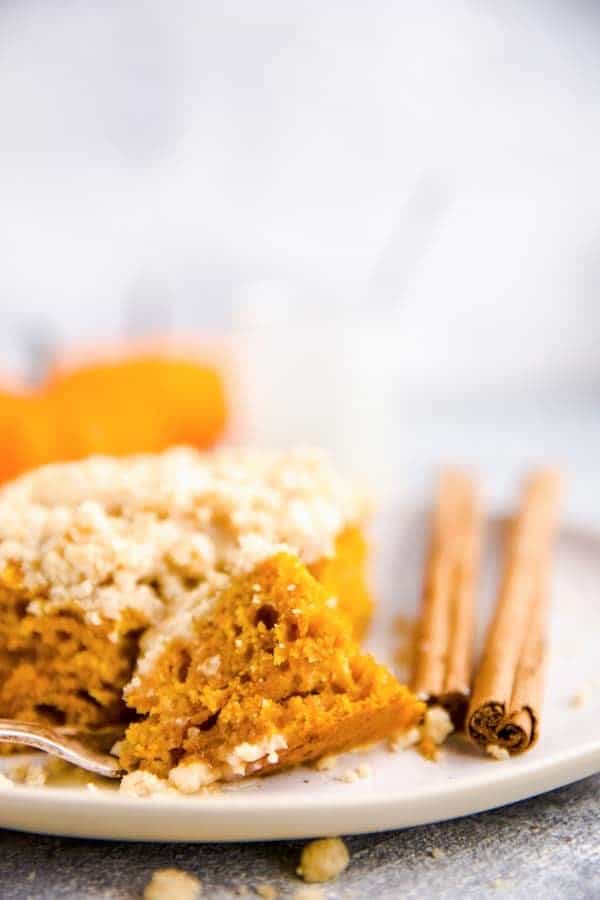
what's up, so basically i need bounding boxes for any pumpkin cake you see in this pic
[120,553,422,787]
[0,446,421,784]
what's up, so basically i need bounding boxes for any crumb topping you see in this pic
[119,770,174,797]
[417,705,454,761]
[165,733,289,789]
[0,447,367,674]
[389,725,421,752]
[225,734,288,777]
[422,706,454,745]
[168,761,219,793]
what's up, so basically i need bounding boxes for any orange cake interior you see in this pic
[0,446,420,782]
[120,553,422,786]
[0,572,142,737]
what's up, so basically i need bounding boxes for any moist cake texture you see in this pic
[0,446,422,782]
[120,552,422,785]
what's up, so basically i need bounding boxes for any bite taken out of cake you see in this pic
[0,446,423,786]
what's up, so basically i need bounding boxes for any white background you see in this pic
[1,1,599,388]
[1,0,599,508]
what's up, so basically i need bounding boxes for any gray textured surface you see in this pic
[1,774,599,899]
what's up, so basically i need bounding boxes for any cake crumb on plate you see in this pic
[119,770,173,797]
[389,726,421,752]
[315,754,338,771]
[571,683,592,708]
[8,762,47,786]
[335,769,359,784]
[486,744,510,761]
[422,706,453,744]
[418,706,454,761]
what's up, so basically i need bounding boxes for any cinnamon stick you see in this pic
[413,469,482,727]
[466,468,562,754]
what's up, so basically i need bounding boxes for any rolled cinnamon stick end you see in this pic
[413,468,481,728]
[467,468,562,755]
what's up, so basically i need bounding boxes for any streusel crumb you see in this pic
[422,706,454,744]
[143,868,202,900]
[119,770,173,797]
[315,754,338,771]
[389,725,421,752]
[0,447,366,638]
[486,744,510,761]
[255,885,279,899]
[293,888,325,900]
[297,837,350,883]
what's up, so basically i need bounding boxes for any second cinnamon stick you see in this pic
[466,468,562,755]
[413,468,481,727]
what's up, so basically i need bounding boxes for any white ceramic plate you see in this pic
[1,507,599,842]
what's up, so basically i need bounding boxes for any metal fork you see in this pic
[0,719,123,779]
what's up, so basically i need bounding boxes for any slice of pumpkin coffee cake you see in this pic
[120,553,423,790]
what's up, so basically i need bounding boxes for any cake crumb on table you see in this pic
[143,868,202,900]
[255,885,278,899]
[429,846,446,859]
[293,887,326,900]
[486,743,510,761]
[297,837,350,883]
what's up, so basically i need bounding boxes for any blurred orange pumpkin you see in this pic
[0,343,227,483]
